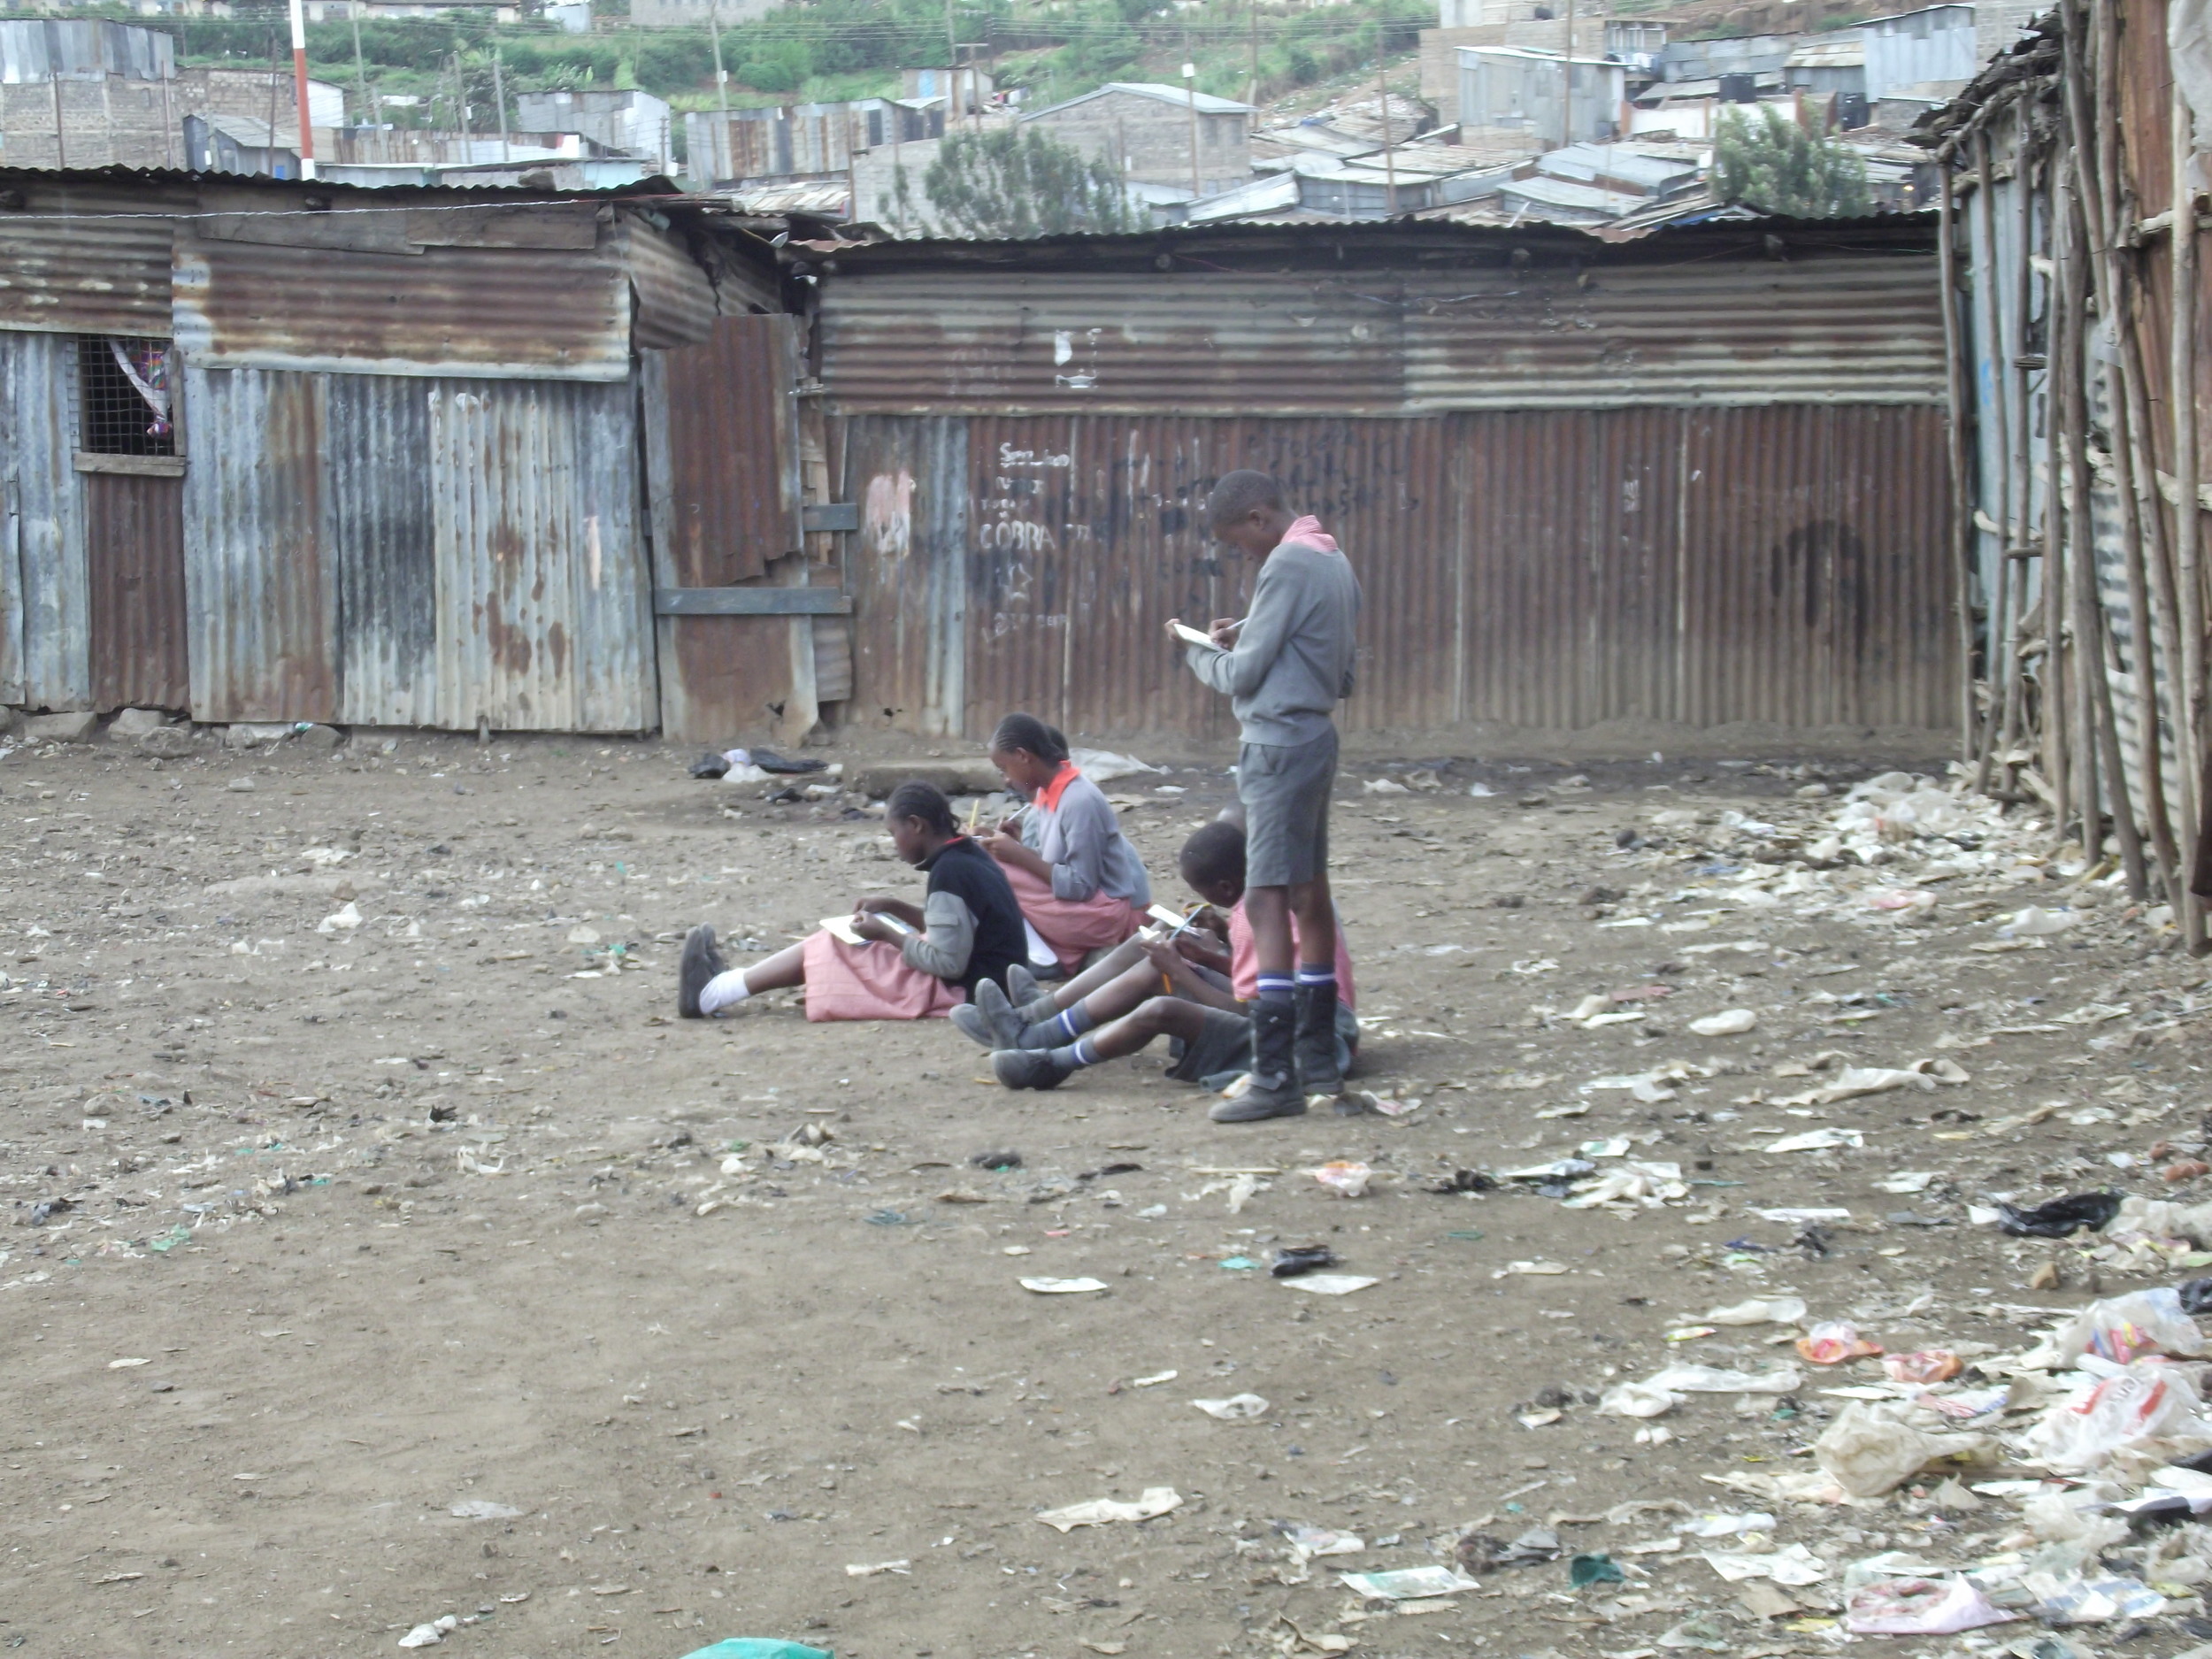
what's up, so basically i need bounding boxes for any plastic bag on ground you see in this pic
[1797,1319,1882,1364]
[1706,1296,1808,1326]
[2052,1288,2207,1363]
[1598,1379,1681,1418]
[2000,1192,2122,1239]
[1844,1576,2020,1634]
[1644,1363,1804,1395]
[1814,1401,1993,1497]
[2116,1194,2212,1246]
[2020,1571,2169,1624]
[1071,748,1160,784]
[680,1644,837,1659]
[2024,1359,2206,1472]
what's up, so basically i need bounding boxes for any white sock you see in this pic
[698,969,753,1016]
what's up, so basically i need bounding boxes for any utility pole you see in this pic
[48,65,64,170]
[493,47,508,164]
[1560,0,1574,151]
[944,0,958,128]
[1377,53,1394,217]
[1183,60,1200,201]
[708,0,730,183]
[289,0,316,178]
[456,54,472,155]
[1248,0,1260,113]
[265,31,281,172]
[349,0,369,157]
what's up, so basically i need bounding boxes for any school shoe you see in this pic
[1006,963,1043,1009]
[972,978,1026,1048]
[993,1048,1074,1090]
[1294,982,1345,1103]
[1210,1001,1306,1122]
[949,1002,997,1049]
[678,926,724,1019]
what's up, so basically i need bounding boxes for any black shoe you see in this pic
[1212,1000,1304,1122]
[949,1002,996,1049]
[1294,982,1344,1102]
[973,978,1025,1048]
[679,925,725,1018]
[993,1048,1075,1090]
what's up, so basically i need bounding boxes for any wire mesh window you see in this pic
[79,335,175,457]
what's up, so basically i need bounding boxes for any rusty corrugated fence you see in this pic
[820,222,1956,743]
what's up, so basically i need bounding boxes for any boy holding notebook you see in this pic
[1167,471,1360,1122]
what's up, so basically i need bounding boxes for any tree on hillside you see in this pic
[1711,104,1871,219]
[920,126,1133,239]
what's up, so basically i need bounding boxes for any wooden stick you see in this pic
[2044,142,2072,836]
[2058,58,2107,867]
[1974,127,2012,795]
[2174,93,2207,946]
[1939,158,1981,765]
[2003,108,2038,789]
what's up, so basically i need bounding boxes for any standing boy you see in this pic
[1167,470,1360,1122]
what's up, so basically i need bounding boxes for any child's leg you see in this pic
[992,995,1210,1088]
[699,941,805,1014]
[1288,876,1337,967]
[1023,938,1147,1017]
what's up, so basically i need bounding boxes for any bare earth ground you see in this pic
[0,729,2202,1659]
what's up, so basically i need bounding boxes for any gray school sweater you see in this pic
[1019,771,1153,908]
[1184,540,1361,747]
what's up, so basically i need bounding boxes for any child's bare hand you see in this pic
[849,913,899,944]
[977,830,1018,861]
[1207,617,1240,647]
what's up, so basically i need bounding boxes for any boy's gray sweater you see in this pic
[1184,539,1361,747]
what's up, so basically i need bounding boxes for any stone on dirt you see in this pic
[24,710,97,743]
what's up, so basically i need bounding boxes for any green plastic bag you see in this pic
[678,1642,833,1659]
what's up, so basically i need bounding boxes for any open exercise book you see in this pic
[1169,621,1216,647]
[819,913,916,947]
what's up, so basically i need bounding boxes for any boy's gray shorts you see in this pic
[1238,728,1338,887]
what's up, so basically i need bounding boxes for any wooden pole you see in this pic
[2175,92,2207,944]
[2060,147,2104,852]
[1377,53,1394,218]
[2002,111,2038,786]
[1184,62,1201,201]
[2045,144,2072,833]
[709,0,729,185]
[1939,158,1979,762]
[1974,128,2011,793]
[493,48,508,165]
[1561,0,1575,151]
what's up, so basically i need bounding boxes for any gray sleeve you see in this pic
[902,889,975,980]
[1046,787,1111,902]
[1187,557,1296,699]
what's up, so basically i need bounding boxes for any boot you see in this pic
[1294,981,1344,1103]
[972,978,1025,1048]
[1006,963,1043,1010]
[1210,1001,1306,1123]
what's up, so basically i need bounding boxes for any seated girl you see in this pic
[677,780,1027,1023]
[978,713,1152,972]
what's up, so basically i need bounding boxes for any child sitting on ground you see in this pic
[678,780,1027,1023]
[969,819,1357,1112]
[977,713,1151,971]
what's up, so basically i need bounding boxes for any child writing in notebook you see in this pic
[977,713,1152,972]
[964,818,1358,1109]
[677,780,1027,1023]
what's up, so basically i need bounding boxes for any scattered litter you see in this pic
[1701,1544,1827,1586]
[1281,1274,1379,1295]
[843,1559,910,1577]
[1705,1297,1808,1326]
[1311,1160,1371,1198]
[1845,1577,2020,1634]
[1882,1350,1962,1384]
[1997,1191,2121,1238]
[1339,1566,1480,1599]
[1035,1487,1182,1531]
[397,1618,457,1648]
[1688,1010,1758,1037]
[448,1500,524,1520]
[1130,1370,1177,1387]
[1796,1320,1882,1364]
[1191,1394,1270,1420]
[1269,1245,1338,1278]
[1019,1277,1110,1294]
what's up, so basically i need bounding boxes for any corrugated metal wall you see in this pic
[182,365,654,731]
[835,406,1955,741]
[0,180,180,336]
[86,469,186,710]
[0,327,87,709]
[430,378,656,733]
[818,256,1947,417]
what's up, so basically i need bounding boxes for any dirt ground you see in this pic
[1,725,2205,1659]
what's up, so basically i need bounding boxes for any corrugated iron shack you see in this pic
[803,217,1958,747]
[0,166,810,736]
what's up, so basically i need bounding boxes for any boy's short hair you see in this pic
[1206,470,1286,529]
[1178,819,1247,890]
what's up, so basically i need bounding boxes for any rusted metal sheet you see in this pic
[0,327,86,708]
[642,314,801,586]
[173,219,634,382]
[642,313,812,741]
[833,404,1955,740]
[1402,258,1946,409]
[618,211,718,351]
[180,363,335,722]
[0,178,180,337]
[820,273,1408,416]
[818,251,1944,415]
[1675,403,1955,729]
[326,373,436,726]
[85,469,185,710]
[428,378,655,733]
